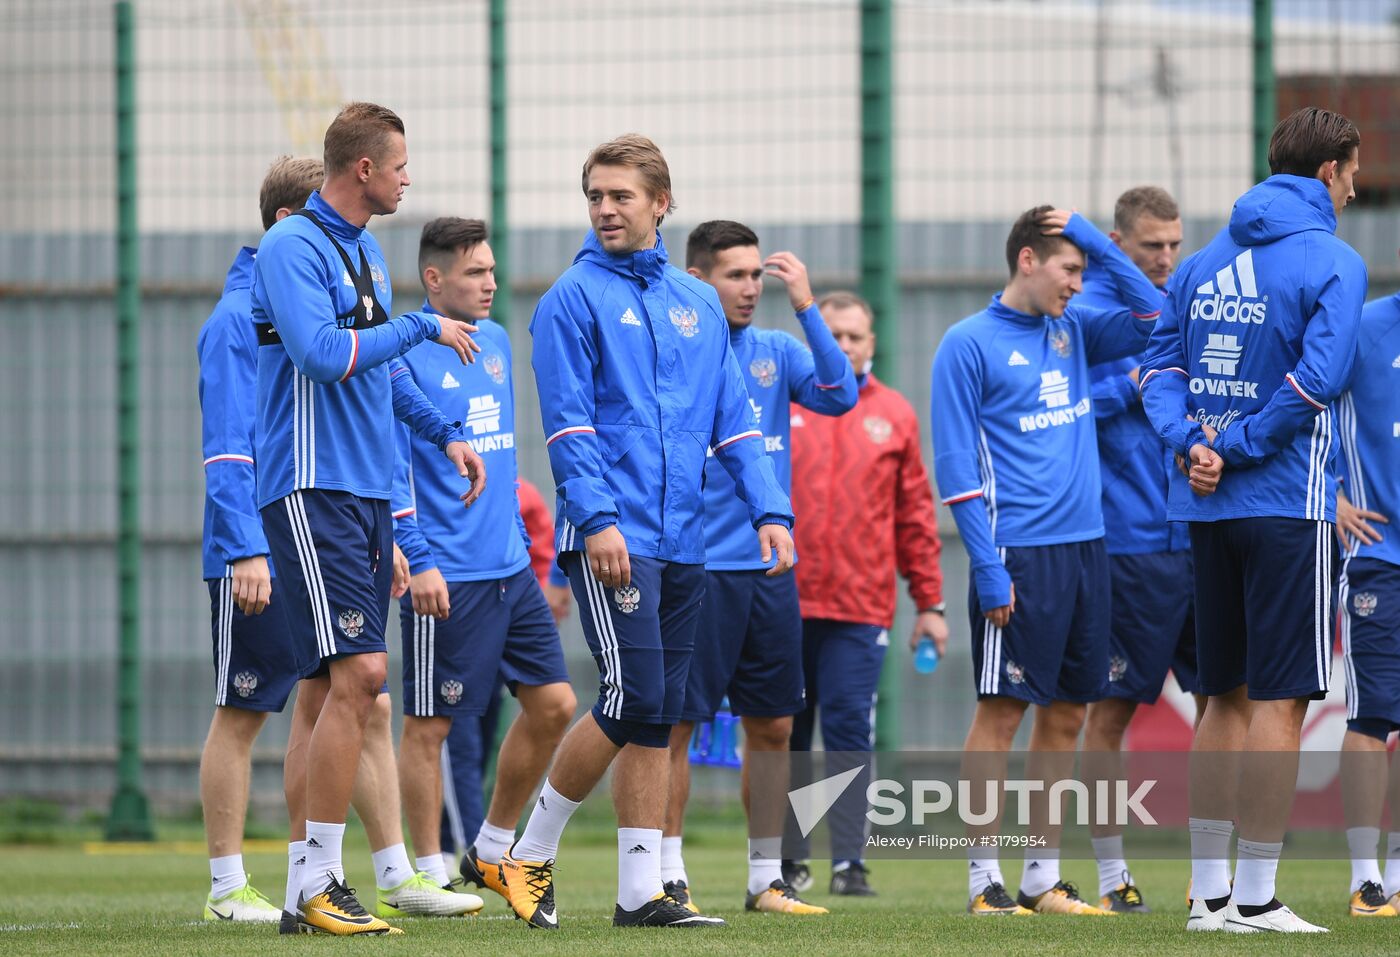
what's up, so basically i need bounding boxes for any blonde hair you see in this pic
[581,134,674,224]
[259,155,323,230]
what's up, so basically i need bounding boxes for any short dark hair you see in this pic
[1268,107,1360,178]
[258,155,322,231]
[1005,205,1075,276]
[418,217,489,279]
[324,101,405,175]
[581,134,674,224]
[817,290,874,325]
[1114,185,1180,236]
[686,220,759,272]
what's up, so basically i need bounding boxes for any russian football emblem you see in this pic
[370,263,387,295]
[361,294,375,323]
[483,353,506,385]
[1354,592,1378,618]
[750,358,778,388]
[863,416,893,445]
[1005,660,1025,685]
[669,306,700,339]
[440,679,464,706]
[614,585,642,614]
[1048,328,1072,358]
[338,608,366,638]
[1108,655,1127,683]
[232,671,259,698]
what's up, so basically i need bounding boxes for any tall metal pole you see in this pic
[489,0,509,327]
[860,0,901,752]
[106,0,153,841]
[1252,0,1275,184]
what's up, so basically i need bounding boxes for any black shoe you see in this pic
[278,909,313,934]
[782,859,814,893]
[829,862,876,897]
[613,893,726,927]
[663,879,699,913]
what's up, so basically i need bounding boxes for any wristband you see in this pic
[919,603,946,616]
[794,296,815,314]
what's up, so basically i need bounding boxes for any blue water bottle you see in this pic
[914,637,940,675]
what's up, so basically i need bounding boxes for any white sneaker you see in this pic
[376,871,484,917]
[204,880,283,922]
[1185,897,1228,931]
[1223,900,1328,933]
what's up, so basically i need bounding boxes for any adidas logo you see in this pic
[538,795,547,811]
[342,270,354,287]
[1028,862,1041,870]
[1038,370,1070,409]
[626,844,650,855]
[1200,333,1243,376]
[620,307,642,327]
[1008,350,1029,366]
[306,838,322,848]
[382,866,394,876]
[441,370,460,389]
[294,856,306,866]
[1392,355,1400,369]
[1191,249,1266,324]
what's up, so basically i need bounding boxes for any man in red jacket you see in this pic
[785,291,947,896]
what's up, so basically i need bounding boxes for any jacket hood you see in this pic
[1228,174,1336,246]
[573,229,669,285]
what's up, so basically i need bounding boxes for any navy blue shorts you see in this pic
[967,539,1110,706]
[682,570,805,721]
[562,552,705,725]
[260,490,393,675]
[206,577,300,712]
[1340,557,1400,727]
[399,567,570,718]
[1103,550,1199,704]
[1190,518,1333,700]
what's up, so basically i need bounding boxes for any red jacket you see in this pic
[516,478,556,589]
[791,375,943,628]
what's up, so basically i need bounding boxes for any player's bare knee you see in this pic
[529,682,576,734]
[742,715,792,751]
[668,720,694,752]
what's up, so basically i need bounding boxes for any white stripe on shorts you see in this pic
[580,558,623,719]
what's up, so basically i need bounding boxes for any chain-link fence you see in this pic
[3,0,1398,822]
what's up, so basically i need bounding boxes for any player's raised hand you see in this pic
[231,555,272,615]
[585,525,631,589]
[763,252,814,311]
[410,566,451,619]
[448,441,487,507]
[1337,489,1388,551]
[431,314,482,365]
[390,543,411,599]
[1188,443,1223,496]
[758,523,795,577]
[984,583,1016,629]
[1036,208,1074,235]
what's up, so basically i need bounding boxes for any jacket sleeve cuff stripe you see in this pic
[942,489,983,505]
[339,330,360,382]
[546,425,597,445]
[714,429,762,450]
[1138,366,1186,390]
[815,382,843,389]
[392,507,415,519]
[1132,310,1161,320]
[1286,373,1325,411]
[204,454,255,466]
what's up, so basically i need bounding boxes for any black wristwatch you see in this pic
[919,603,946,616]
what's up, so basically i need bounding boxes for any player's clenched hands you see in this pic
[448,441,487,507]
[1337,489,1388,552]
[431,315,482,365]
[984,583,1016,629]
[390,543,411,600]
[586,525,631,589]
[1187,443,1224,496]
[231,555,272,615]
[763,252,814,311]
[758,523,795,577]
[411,566,451,619]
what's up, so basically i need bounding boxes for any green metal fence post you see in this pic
[1252,0,1275,184]
[489,0,509,327]
[106,0,153,842]
[860,0,901,753]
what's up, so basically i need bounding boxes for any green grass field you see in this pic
[4,819,1400,956]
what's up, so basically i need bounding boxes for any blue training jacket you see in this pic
[392,307,531,582]
[703,307,857,570]
[930,213,1162,609]
[251,191,461,506]
[1140,175,1366,524]
[198,246,273,580]
[1336,293,1400,568]
[531,230,794,565]
[1080,266,1188,555]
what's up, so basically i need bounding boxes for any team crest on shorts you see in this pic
[669,306,700,338]
[1005,660,1026,685]
[1354,592,1379,618]
[370,263,387,295]
[750,358,778,388]
[338,608,366,638]
[614,585,642,614]
[863,416,893,445]
[440,679,464,706]
[482,353,506,384]
[232,671,259,698]
[1108,655,1127,683]
[1048,328,1072,358]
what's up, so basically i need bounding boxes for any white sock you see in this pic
[1091,834,1130,897]
[1347,827,1382,892]
[209,853,246,899]
[1232,838,1283,907]
[284,841,307,914]
[617,827,662,911]
[968,855,1003,899]
[1385,832,1400,897]
[416,853,450,887]
[1188,817,1234,901]
[747,837,783,895]
[302,821,346,898]
[1020,848,1060,898]
[474,821,515,865]
[371,842,415,891]
[661,835,687,885]
[441,852,457,879]
[513,780,582,862]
